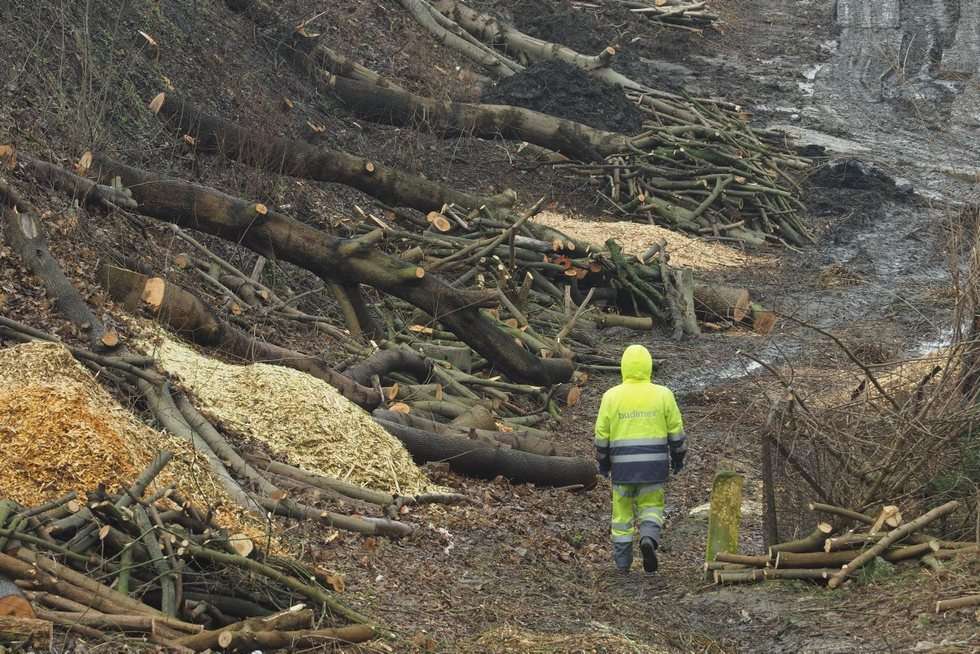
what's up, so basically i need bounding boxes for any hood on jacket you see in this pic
[621,344,653,383]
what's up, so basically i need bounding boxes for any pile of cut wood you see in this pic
[607,0,719,30]
[0,457,376,652]
[708,501,979,608]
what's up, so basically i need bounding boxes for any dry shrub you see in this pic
[766,210,980,540]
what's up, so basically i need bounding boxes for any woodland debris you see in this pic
[0,465,376,650]
[707,501,977,589]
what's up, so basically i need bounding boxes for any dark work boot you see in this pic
[640,536,658,574]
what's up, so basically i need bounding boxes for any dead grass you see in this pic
[470,624,668,654]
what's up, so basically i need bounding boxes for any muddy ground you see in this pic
[1,0,978,652]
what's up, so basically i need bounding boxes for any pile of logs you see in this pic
[606,0,719,31]
[707,501,979,598]
[224,0,811,249]
[386,0,812,247]
[0,459,377,652]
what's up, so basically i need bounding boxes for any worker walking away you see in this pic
[594,344,686,575]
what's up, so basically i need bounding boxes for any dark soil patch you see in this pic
[510,0,611,54]
[482,60,644,133]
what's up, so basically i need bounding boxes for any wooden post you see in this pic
[705,463,744,578]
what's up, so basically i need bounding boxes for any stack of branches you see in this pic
[0,457,377,652]
[757,318,980,544]
[386,0,811,246]
[606,0,719,31]
[224,0,810,248]
[708,501,978,591]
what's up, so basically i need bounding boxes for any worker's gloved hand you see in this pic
[670,452,685,474]
[598,464,610,479]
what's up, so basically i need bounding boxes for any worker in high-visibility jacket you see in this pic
[594,344,686,574]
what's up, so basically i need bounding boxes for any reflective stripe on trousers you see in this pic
[610,483,665,544]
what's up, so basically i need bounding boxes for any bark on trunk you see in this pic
[98,265,378,408]
[152,93,515,214]
[0,616,52,648]
[374,408,563,456]
[1,206,115,350]
[325,74,629,162]
[374,417,595,486]
[693,283,751,322]
[90,155,572,385]
[345,348,432,386]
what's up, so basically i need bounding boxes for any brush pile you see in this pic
[708,501,979,596]
[606,0,719,31]
[0,458,376,652]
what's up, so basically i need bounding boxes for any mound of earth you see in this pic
[510,0,611,55]
[482,61,644,133]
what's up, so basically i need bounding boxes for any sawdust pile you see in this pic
[136,327,435,496]
[0,342,245,529]
[472,625,668,654]
[534,211,769,271]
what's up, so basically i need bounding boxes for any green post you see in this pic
[705,465,744,578]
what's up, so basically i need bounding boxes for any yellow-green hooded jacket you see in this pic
[594,344,686,484]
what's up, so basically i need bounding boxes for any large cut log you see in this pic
[0,576,32,618]
[98,265,378,408]
[90,155,572,385]
[768,523,833,555]
[374,408,563,456]
[216,625,375,652]
[225,0,407,91]
[345,348,432,386]
[1,204,116,350]
[176,605,313,651]
[325,74,628,162]
[152,93,515,215]
[693,283,751,323]
[374,417,595,486]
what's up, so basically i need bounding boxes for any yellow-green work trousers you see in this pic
[611,483,664,570]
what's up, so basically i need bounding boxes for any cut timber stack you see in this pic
[706,501,977,589]
[0,461,379,651]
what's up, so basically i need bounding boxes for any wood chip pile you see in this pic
[0,342,246,531]
[135,327,436,496]
[534,211,769,271]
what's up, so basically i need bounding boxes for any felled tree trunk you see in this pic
[1,205,116,351]
[694,283,751,323]
[325,74,628,162]
[98,265,379,409]
[373,417,594,486]
[90,155,573,385]
[344,348,432,386]
[430,0,643,91]
[225,0,406,91]
[152,93,515,215]
[374,408,563,456]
